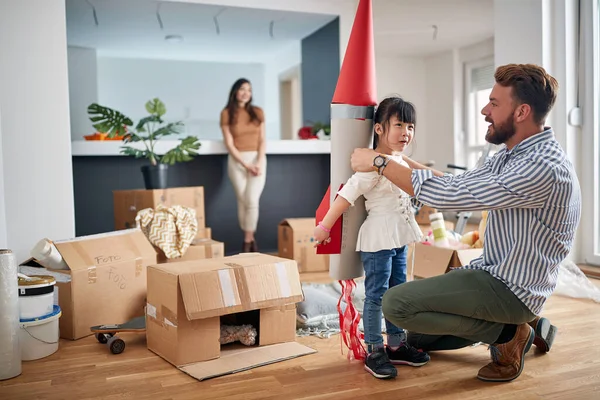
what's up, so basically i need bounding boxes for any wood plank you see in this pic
[1,272,599,399]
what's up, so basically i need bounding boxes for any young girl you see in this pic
[313,97,433,379]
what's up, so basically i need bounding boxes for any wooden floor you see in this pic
[1,273,599,400]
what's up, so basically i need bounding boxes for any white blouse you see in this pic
[337,155,423,253]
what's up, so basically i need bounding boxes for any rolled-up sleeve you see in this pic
[337,172,379,206]
[411,155,555,211]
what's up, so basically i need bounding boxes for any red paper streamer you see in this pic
[337,279,366,361]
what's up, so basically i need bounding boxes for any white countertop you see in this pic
[71,139,331,156]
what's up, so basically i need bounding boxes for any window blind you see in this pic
[471,64,495,90]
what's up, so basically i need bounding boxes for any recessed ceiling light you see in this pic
[165,35,183,43]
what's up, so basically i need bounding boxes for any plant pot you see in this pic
[141,164,169,190]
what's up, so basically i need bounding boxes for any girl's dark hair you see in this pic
[372,96,417,148]
[225,78,262,126]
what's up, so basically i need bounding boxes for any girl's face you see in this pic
[236,83,252,105]
[375,115,414,153]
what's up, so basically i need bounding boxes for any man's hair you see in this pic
[494,64,559,124]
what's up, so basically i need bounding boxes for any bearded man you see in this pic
[350,64,582,382]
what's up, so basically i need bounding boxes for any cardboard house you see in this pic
[22,229,158,340]
[113,187,209,239]
[146,253,316,381]
[278,218,329,273]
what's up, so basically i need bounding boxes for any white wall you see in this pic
[0,0,75,262]
[0,106,7,248]
[263,42,302,139]
[375,56,428,162]
[96,57,266,140]
[68,46,98,140]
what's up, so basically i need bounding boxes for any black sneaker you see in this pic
[386,343,430,366]
[364,347,398,379]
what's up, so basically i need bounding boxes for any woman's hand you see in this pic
[250,158,265,176]
[313,224,331,247]
[244,163,259,176]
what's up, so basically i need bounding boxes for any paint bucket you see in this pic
[18,275,56,320]
[19,305,61,361]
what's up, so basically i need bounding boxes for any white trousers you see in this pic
[227,151,267,232]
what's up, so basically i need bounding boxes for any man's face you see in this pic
[481,84,517,145]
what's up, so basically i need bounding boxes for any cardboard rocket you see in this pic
[315,0,377,361]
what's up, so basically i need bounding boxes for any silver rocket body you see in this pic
[328,104,375,281]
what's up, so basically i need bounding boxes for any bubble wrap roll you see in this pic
[0,249,21,380]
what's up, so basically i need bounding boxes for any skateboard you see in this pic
[90,316,146,354]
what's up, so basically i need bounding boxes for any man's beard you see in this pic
[485,113,516,145]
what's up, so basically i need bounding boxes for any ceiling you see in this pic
[65,0,494,62]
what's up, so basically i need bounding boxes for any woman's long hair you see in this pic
[225,78,261,126]
[372,96,417,149]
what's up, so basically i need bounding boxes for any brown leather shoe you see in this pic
[528,316,557,353]
[477,323,535,382]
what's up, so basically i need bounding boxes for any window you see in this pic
[464,59,499,169]
[581,0,600,266]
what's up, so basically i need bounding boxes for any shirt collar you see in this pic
[508,127,555,155]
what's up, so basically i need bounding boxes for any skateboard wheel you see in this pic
[96,333,108,344]
[108,336,125,354]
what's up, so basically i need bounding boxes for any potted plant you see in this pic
[87,98,201,189]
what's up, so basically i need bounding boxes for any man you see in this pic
[350,63,582,382]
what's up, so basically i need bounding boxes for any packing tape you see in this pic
[331,104,375,120]
[88,266,97,284]
[135,257,143,277]
[218,269,237,308]
[275,262,291,298]
[146,303,157,319]
[161,305,178,327]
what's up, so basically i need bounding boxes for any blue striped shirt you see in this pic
[411,128,581,314]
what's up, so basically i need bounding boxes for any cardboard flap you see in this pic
[179,342,316,381]
[53,228,155,271]
[178,254,303,320]
[452,249,484,268]
[279,218,316,232]
[316,185,343,255]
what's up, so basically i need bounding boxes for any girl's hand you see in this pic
[313,225,331,247]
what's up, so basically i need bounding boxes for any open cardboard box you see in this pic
[21,229,158,340]
[278,218,329,273]
[409,243,483,279]
[146,253,316,381]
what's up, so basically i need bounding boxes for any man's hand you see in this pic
[351,148,378,172]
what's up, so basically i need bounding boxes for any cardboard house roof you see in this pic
[152,253,304,320]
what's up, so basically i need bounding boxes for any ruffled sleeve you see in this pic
[337,172,380,206]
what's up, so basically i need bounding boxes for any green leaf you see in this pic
[151,122,184,140]
[145,98,166,117]
[87,103,133,137]
[135,115,161,131]
[159,136,201,165]
[120,146,148,159]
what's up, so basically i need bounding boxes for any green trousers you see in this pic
[381,268,536,351]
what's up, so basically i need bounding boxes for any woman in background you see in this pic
[220,78,266,253]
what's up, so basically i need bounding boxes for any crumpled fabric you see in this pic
[135,205,198,259]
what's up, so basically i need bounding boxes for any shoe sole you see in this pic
[477,326,535,383]
[532,317,557,353]
[390,360,429,367]
[364,365,397,379]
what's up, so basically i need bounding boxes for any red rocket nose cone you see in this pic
[332,0,377,107]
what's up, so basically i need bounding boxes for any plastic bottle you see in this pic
[30,239,69,270]
[429,212,450,248]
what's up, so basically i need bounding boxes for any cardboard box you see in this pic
[278,218,329,273]
[409,243,483,279]
[27,229,158,340]
[113,187,206,238]
[157,239,224,264]
[414,205,438,225]
[146,253,315,381]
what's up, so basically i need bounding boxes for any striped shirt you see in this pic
[411,128,581,314]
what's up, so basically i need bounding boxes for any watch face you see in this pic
[374,155,385,167]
